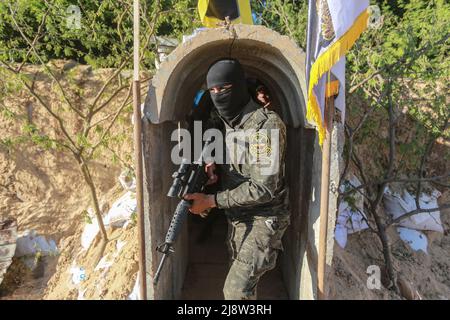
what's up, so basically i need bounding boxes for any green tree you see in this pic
[0,0,158,262]
[259,0,449,294]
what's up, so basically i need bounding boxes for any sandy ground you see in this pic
[329,191,450,300]
[0,62,137,299]
[44,222,138,300]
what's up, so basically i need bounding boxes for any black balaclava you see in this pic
[206,59,251,123]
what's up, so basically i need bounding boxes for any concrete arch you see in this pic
[144,24,312,129]
[141,25,338,300]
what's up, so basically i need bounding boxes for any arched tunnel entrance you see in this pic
[142,25,334,300]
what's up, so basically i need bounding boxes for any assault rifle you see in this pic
[153,139,213,285]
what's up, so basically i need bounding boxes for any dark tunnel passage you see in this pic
[179,76,292,299]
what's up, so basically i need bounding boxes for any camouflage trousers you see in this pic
[223,215,290,300]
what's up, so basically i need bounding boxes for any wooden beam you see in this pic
[317,98,334,300]
[133,0,147,300]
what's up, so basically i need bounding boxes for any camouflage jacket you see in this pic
[214,99,289,220]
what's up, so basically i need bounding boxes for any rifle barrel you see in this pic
[153,253,168,285]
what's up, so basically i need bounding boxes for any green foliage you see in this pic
[252,0,308,48]
[254,0,448,158]
[130,211,137,227]
[341,180,360,212]
[76,132,91,149]
[0,0,201,69]
[1,106,15,119]
[0,0,140,67]
[0,137,14,150]
[252,0,448,183]
[81,209,93,224]
[22,123,59,150]
[346,0,449,176]
[156,0,201,37]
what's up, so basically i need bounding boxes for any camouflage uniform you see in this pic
[214,98,290,300]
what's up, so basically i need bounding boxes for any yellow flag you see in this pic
[198,0,253,28]
[306,0,369,146]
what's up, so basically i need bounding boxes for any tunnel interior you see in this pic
[143,30,316,299]
[180,209,289,299]
[178,74,295,299]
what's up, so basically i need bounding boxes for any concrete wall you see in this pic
[143,25,309,129]
[142,122,189,299]
[298,122,344,300]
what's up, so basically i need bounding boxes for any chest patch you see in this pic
[249,131,271,159]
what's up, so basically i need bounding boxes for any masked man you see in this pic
[185,59,289,300]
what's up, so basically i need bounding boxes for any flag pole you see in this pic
[317,95,334,300]
[133,0,147,300]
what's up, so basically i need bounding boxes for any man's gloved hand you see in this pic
[184,193,217,215]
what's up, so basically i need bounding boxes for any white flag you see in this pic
[306,0,370,145]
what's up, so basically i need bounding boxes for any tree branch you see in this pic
[90,59,131,112]
[340,174,450,198]
[371,83,395,211]
[16,7,49,73]
[88,82,133,158]
[16,73,78,153]
[8,4,85,119]
[388,204,450,226]
[349,33,450,94]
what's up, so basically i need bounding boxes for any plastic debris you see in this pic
[335,175,369,248]
[128,272,141,300]
[94,240,127,273]
[397,227,428,253]
[70,266,87,285]
[81,210,100,251]
[15,230,58,257]
[103,191,137,228]
[115,240,126,256]
[15,230,59,270]
[119,169,136,192]
[383,186,444,254]
[384,187,443,233]
[95,256,114,271]
[0,218,17,285]
[81,192,136,251]
[77,288,87,300]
